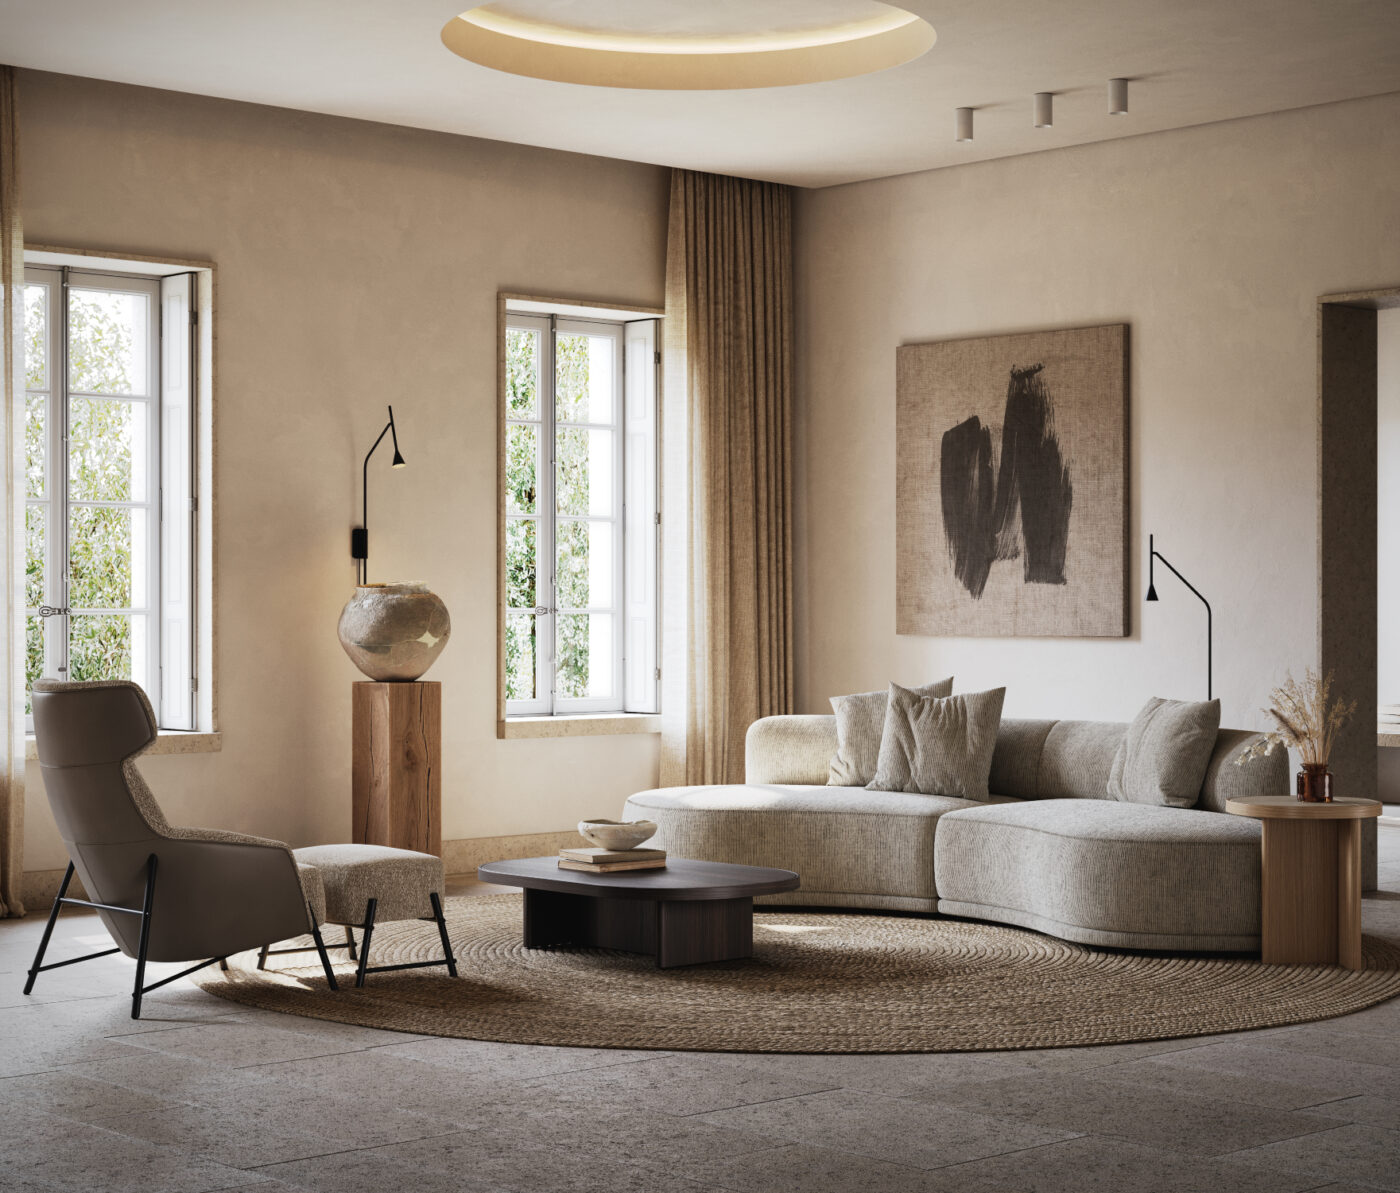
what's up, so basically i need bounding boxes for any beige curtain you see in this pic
[661,169,794,786]
[0,66,25,916]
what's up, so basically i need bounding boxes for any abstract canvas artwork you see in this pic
[896,324,1128,637]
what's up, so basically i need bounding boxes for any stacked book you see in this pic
[1381,703,1400,727]
[558,846,667,873]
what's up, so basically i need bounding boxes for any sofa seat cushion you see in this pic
[625,784,1009,905]
[933,800,1261,951]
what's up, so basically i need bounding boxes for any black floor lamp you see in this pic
[1146,533,1212,700]
[351,405,405,584]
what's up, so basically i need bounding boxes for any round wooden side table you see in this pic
[1225,795,1381,970]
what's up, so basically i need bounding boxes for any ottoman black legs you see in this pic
[349,893,459,987]
[254,893,456,988]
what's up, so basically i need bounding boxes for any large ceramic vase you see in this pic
[338,583,451,682]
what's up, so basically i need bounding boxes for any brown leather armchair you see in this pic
[25,679,338,1016]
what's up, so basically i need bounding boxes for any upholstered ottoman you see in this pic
[933,801,1262,952]
[288,844,457,986]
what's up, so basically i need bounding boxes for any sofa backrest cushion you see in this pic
[747,713,1286,810]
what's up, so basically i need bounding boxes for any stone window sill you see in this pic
[499,714,661,740]
[26,730,222,761]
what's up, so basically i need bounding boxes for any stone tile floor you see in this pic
[0,832,1397,1193]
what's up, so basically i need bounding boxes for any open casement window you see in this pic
[22,264,197,729]
[503,308,659,717]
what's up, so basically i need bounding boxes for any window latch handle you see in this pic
[534,606,553,616]
[37,606,70,618]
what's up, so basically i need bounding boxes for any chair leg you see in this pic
[307,907,339,992]
[131,854,158,1020]
[354,899,377,988]
[24,862,75,996]
[344,925,358,962]
[218,958,229,972]
[430,892,458,978]
[256,943,270,971]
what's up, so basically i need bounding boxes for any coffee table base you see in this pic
[522,888,754,968]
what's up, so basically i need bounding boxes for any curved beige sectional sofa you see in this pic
[621,713,1352,953]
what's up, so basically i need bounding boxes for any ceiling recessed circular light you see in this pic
[441,1,935,90]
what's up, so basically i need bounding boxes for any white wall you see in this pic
[19,71,668,872]
[793,93,1400,731]
[1379,307,1400,705]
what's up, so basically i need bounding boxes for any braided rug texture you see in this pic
[194,894,1400,1053]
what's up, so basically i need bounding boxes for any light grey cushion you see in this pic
[624,783,1016,908]
[293,843,443,925]
[1108,697,1221,808]
[829,678,953,786]
[868,685,1006,800]
[934,799,1261,951]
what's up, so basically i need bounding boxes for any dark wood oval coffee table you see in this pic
[478,857,800,968]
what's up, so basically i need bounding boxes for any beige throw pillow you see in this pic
[867,683,1006,800]
[1107,697,1221,808]
[828,678,953,786]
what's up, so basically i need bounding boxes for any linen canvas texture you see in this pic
[868,684,1006,800]
[1107,696,1222,808]
[895,324,1127,637]
[828,677,953,786]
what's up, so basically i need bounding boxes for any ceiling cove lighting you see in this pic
[441,3,936,90]
[1109,77,1129,115]
[955,107,973,142]
[1033,92,1053,128]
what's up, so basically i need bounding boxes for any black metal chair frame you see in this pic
[24,855,341,1017]
[257,891,458,988]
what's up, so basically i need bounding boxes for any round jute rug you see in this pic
[193,894,1400,1053]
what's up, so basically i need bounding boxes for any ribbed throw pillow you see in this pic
[1107,697,1221,808]
[828,678,953,786]
[867,683,1005,800]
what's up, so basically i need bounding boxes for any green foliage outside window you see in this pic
[24,285,143,699]
[504,328,611,703]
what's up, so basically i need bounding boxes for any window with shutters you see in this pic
[501,301,659,719]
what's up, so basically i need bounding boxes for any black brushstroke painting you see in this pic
[939,363,1073,600]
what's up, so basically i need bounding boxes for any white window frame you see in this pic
[502,306,659,719]
[23,262,198,730]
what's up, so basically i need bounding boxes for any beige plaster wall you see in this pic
[18,70,667,872]
[793,93,1400,730]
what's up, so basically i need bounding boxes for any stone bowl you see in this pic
[578,819,658,851]
[338,582,451,682]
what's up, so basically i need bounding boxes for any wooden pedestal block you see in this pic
[352,681,441,856]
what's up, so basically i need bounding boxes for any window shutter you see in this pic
[159,272,196,729]
[623,319,659,713]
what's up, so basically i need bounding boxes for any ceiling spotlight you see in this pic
[1033,92,1053,128]
[955,107,973,142]
[1109,78,1129,115]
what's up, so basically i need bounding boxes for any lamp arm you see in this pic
[1149,551,1210,618]
[359,419,393,584]
[1150,549,1213,700]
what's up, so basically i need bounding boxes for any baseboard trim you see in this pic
[442,830,591,878]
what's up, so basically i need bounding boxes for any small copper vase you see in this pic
[1296,763,1334,803]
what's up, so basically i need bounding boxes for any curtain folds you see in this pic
[661,169,794,787]
[0,65,25,916]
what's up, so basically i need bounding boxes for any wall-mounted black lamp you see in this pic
[1146,532,1212,700]
[351,405,405,584]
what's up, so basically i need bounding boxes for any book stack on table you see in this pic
[1381,703,1400,727]
[558,847,667,873]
